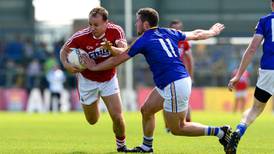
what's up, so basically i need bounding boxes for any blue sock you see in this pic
[236,123,247,137]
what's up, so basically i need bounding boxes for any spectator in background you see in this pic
[34,42,48,63]
[46,64,66,112]
[23,38,34,62]
[231,69,250,113]
[4,35,24,63]
[44,52,58,74]
[54,38,65,66]
[5,60,18,87]
[26,59,42,92]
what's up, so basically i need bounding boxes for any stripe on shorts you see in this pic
[171,82,177,112]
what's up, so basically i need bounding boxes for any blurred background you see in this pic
[0,0,273,113]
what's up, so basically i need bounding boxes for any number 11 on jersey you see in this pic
[159,38,178,57]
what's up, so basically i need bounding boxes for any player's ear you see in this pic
[143,21,150,29]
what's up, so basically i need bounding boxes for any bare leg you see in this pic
[240,97,266,126]
[102,93,125,137]
[185,107,191,122]
[164,110,207,136]
[141,88,164,137]
[82,99,100,125]
[239,97,247,113]
[233,98,239,113]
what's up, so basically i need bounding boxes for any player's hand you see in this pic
[63,62,83,74]
[81,54,96,70]
[100,39,113,50]
[228,76,240,91]
[209,23,225,36]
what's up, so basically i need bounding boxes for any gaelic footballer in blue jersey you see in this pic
[227,1,274,153]
[82,7,231,153]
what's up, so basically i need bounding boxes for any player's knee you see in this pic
[112,114,125,126]
[169,125,187,136]
[141,106,151,117]
[86,117,99,125]
[170,128,181,136]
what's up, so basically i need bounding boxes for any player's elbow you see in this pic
[247,47,257,55]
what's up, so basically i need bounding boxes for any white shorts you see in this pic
[77,73,120,105]
[156,77,192,113]
[235,90,248,98]
[256,68,274,95]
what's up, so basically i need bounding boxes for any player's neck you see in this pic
[93,33,105,39]
[144,26,158,32]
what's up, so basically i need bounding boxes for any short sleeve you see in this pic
[169,29,186,41]
[127,37,145,57]
[112,25,127,45]
[177,31,186,41]
[255,18,263,35]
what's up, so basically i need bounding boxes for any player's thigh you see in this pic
[141,88,164,115]
[162,77,192,113]
[164,110,187,130]
[77,73,101,124]
[77,73,100,105]
[102,93,123,118]
[256,69,274,98]
[99,75,123,118]
[82,99,100,125]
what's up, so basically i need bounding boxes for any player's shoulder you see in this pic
[160,27,184,38]
[65,27,91,46]
[107,22,124,33]
[159,27,176,34]
[259,13,274,22]
[70,27,91,39]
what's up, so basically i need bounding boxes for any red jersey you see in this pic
[178,40,191,65]
[232,69,250,90]
[65,23,126,82]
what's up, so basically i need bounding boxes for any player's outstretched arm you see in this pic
[228,35,263,91]
[82,50,131,71]
[185,23,225,40]
[101,39,128,56]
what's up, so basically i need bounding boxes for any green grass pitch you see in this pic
[0,111,274,154]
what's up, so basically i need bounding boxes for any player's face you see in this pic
[89,14,107,38]
[136,15,145,35]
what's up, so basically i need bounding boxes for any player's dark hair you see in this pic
[137,8,159,27]
[89,7,108,21]
[169,20,183,27]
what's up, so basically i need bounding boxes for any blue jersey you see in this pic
[127,27,189,89]
[255,12,274,70]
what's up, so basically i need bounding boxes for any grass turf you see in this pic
[0,111,274,154]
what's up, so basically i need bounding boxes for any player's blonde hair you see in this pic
[89,7,109,21]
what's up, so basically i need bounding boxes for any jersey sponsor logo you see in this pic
[86,46,94,50]
[88,47,111,59]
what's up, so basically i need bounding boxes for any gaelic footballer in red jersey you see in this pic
[59,7,130,152]
[64,22,126,82]
[231,69,250,113]
[178,39,194,79]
